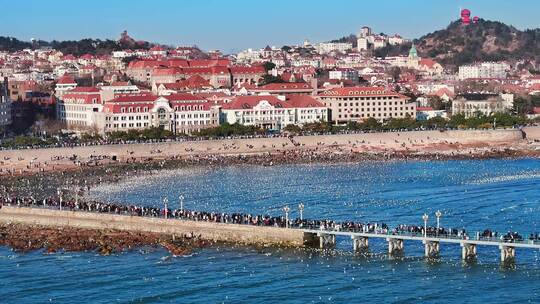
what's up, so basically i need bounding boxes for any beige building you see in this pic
[452,93,513,118]
[317,87,416,123]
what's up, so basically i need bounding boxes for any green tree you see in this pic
[260,74,284,85]
[263,61,276,72]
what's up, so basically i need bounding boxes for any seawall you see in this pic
[0,206,305,247]
[0,128,527,166]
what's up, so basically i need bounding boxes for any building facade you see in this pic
[0,79,12,130]
[222,95,327,130]
[249,82,317,95]
[316,42,353,54]
[57,87,103,130]
[317,87,416,123]
[451,93,513,118]
[329,69,359,83]
[54,74,77,98]
[458,62,509,80]
[101,93,220,135]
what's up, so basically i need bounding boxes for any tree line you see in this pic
[2,114,538,149]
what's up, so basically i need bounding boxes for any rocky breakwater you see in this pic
[0,223,206,256]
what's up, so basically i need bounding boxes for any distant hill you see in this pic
[414,19,540,66]
[329,34,358,47]
[0,33,153,56]
[332,19,540,66]
[0,36,32,52]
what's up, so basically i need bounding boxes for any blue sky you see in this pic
[1,0,539,53]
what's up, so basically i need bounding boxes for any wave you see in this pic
[468,173,540,185]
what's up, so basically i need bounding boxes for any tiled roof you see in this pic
[319,86,401,97]
[223,95,294,110]
[57,75,77,85]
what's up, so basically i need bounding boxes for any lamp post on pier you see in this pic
[163,197,169,219]
[283,205,290,228]
[435,210,442,237]
[422,213,429,238]
[179,194,184,214]
[298,202,305,221]
[57,188,62,211]
[75,181,79,206]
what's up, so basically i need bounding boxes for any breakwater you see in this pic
[0,206,304,247]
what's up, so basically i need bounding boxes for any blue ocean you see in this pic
[2,159,540,303]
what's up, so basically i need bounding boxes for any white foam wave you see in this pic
[469,173,540,185]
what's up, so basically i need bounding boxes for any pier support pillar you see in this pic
[500,245,516,263]
[352,236,369,253]
[461,243,477,261]
[303,232,319,248]
[423,240,440,258]
[318,233,336,249]
[386,238,404,255]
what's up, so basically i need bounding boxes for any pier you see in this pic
[1,204,539,264]
[301,229,540,263]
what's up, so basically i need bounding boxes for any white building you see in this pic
[316,42,353,54]
[359,26,372,38]
[101,93,220,135]
[388,35,405,45]
[357,37,369,51]
[373,38,388,49]
[416,107,448,121]
[98,81,141,102]
[416,83,455,95]
[57,87,103,130]
[222,95,327,130]
[54,74,77,98]
[57,92,221,135]
[329,69,359,83]
[458,62,509,80]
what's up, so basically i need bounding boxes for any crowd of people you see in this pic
[0,133,293,151]
[0,194,537,244]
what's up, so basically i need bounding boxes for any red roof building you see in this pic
[57,75,77,85]
[250,82,315,95]
[222,95,327,130]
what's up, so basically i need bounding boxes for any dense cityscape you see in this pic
[1,9,539,148]
[2,3,540,303]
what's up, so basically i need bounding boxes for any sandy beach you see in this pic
[1,127,540,176]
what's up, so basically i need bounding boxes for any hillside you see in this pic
[415,19,540,65]
[333,19,540,66]
[0,35,152,56]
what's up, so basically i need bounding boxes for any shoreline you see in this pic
[0,127,539,178]
[1,144,540,200]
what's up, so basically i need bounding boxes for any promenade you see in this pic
[1,127,536,176]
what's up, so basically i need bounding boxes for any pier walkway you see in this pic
[1,203,540,263]
[302,228,540,262]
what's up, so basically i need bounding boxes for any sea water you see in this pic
[2,159,540,303]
